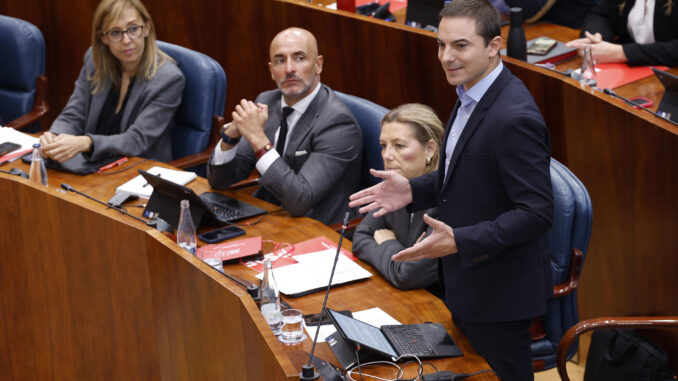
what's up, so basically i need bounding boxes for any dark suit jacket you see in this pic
[50,49,184,162]
[207,84,362,225]
[409,65,553,323]
[581,0,678,66]
[352,207,439,290]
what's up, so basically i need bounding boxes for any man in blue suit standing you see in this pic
[350,0,553,379]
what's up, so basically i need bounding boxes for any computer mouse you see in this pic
[9,168,29,179]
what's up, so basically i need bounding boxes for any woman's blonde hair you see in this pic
[381,103,444,169]
[89,0,172,93]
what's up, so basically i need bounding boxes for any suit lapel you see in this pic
[86,82,110,134]
[121,77,142,133]
[282,85,327,165]
[437,99,461,187]
[441,66,512,191]
[264,97,283,143]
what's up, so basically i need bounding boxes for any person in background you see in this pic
[40,0,184,163]
[566,0,678,66]
[352,104,443,292]
[491,0,598,28]
[207,27,362,226]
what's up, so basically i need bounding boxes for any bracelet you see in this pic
[254,142,274,160]
[220,125,241,146]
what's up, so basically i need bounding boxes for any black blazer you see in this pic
[581,0,678,66]
[410,65,554,323]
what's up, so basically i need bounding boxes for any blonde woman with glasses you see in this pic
[40,0,184,163]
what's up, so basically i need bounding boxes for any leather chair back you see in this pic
[157,41,226,160]
[533,158,593,370]
[0,15,45,126]
[335,92,388,188]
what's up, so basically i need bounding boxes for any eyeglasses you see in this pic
[101,23,146,42]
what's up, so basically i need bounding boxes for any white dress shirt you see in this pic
[211,82,322,176]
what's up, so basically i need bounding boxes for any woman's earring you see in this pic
[425,157,432,166]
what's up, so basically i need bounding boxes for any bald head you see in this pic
[268,27,323,106]
[270,27,319,59]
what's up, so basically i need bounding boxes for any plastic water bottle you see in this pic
[507,7,527,61]
[259,258,282,335]
[29,143,48,186]
[177,199,196,254]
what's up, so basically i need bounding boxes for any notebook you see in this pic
[327,309,463,362]
[653,67,678,123]
[139,169,266,230]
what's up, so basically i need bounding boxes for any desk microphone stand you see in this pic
[300,212,351,380]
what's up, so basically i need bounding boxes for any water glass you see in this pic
[198,246,223,272]
[278,308,305,344]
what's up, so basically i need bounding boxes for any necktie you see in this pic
[275,106,295,155]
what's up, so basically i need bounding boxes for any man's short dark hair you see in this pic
[439,0,501,46]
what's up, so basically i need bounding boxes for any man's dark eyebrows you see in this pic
[436,38,470,44]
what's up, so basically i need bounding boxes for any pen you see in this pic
[98,157,128,173]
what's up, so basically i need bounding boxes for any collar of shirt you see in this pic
[455,60,504,109]
[279,81,323,136]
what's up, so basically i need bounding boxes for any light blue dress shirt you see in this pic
[444,61,504,181]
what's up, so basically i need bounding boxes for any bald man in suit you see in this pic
[207,28,362,225]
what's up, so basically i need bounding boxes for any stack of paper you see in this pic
[256,248,372,296]
[0,127,39,164]
[115,166,197,198]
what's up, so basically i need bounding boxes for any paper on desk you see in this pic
[303,307,401,343]
[115,166,197,198]
[0,127,39,163]
[256,248,372,296]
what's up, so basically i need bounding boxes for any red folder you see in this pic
[593,63,668,89]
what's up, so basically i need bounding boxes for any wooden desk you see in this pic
[2,0,677,363]
[0,161,496,380]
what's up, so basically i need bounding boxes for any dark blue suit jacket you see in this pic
[410,65,553,323]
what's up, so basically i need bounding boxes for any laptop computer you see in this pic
[327,309,462,364]
[138,169,266,230]
[652,67,678,123]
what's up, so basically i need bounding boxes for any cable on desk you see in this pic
[345,353,425,381]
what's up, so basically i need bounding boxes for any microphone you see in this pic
[300,211,351,381]
[60,183,149,225]
[602,88,678,127]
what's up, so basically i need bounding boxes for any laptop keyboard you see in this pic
[383,325,435,357]
[200,197,243,222]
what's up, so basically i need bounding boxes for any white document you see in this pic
[256,248,372,296]
[0,127,40,162]
[303,307,401,343]
[115,166,197,199]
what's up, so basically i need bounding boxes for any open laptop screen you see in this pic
[328,309,398,358]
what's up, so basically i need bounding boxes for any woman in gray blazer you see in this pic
[352,104,444,291]
[40,0,184,163]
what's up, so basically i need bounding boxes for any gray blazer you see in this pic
[207,84,363,225]
[49,50,184,162]
[352,207,439,290]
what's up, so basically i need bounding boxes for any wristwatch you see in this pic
[220,124,241,146]
[254,142,274,160]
